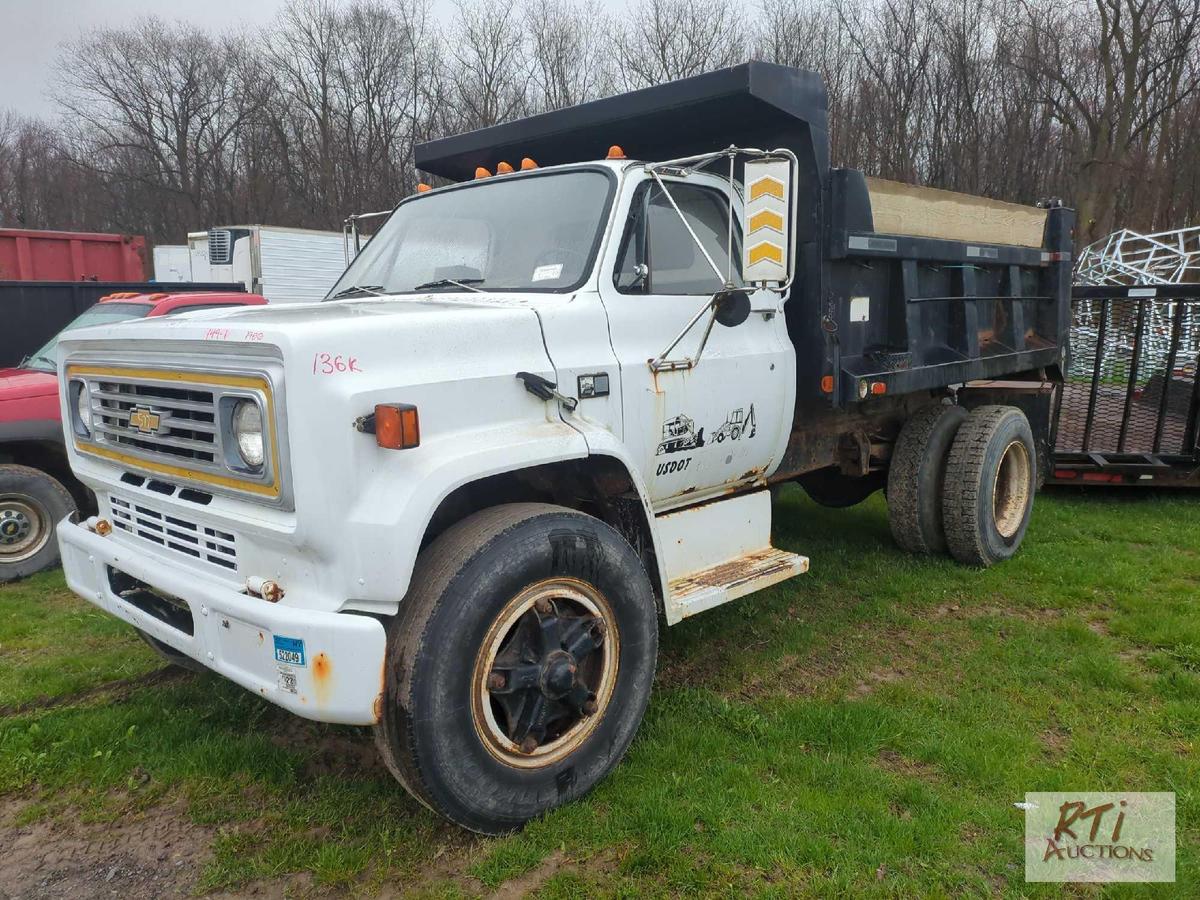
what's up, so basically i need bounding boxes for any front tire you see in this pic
[374,503,658,834]
[0,465,77,584]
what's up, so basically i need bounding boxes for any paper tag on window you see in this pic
[532,263,563,282]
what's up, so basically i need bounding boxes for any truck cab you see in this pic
[53,62,1071,835]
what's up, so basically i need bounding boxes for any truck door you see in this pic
[599,176,795,507]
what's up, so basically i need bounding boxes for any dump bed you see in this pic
[416,61,1073,407]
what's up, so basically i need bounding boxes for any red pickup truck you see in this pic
[0,291,265,582]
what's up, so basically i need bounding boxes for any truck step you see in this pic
[667,547,808,621]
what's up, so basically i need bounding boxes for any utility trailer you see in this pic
[1050,283,1200,486]
[54,62,1071,836]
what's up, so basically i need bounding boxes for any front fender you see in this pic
[338,417,589,613]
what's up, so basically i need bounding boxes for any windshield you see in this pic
[328,169,614,297]
[23,302,152,372]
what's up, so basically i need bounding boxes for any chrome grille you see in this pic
[110,494,237,571]
[208,229,232,265]
[91,379,218,464]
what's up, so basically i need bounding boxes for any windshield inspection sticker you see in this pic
[532,263,563,282]
[273,635,306,667]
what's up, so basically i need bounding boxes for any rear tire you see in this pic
[886,404,968,554]
[0,465,76,584]
[941,406,1036,567]
[374,503,658,834]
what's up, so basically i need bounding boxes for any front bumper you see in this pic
[58,518,387,725]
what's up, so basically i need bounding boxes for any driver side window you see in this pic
[614,181,742,295]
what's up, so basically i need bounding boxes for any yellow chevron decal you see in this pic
[748,242,784,265]
[749,209,785,233]
[749,176,785,201]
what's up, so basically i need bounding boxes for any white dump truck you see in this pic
[54,63,1072,833]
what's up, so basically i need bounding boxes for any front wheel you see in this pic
[0,465,77,584]
[374,503,659,834]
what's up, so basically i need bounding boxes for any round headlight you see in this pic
[74,381,91,436]
[231,400,264,468]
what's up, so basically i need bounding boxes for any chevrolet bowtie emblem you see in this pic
[128,406,163,434]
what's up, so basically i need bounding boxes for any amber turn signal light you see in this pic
[374,403,420,449]
[870,381,887,395]
[820,375,834,393]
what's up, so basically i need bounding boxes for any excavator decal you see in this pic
[713,404,757,443]
[656,405,757,457]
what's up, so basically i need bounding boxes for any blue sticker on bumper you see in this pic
[273,635,306,667]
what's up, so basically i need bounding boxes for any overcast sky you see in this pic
[1,0,480,118]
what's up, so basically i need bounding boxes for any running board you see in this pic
[667,547,809,621]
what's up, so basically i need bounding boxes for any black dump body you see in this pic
[417,62,1073,409]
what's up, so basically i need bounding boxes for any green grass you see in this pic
[1,487,1197,896]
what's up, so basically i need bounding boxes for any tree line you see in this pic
[1,0,1198,250]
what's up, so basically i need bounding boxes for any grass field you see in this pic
[1,486,1197,897]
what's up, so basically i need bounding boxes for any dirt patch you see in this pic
[267,718,391,780]
[0,667,189,719]
[849,666,907,699]
[487,849,568,900]
[1039,727,1071,755]
[0,798,213,899]
[874,749,941,782]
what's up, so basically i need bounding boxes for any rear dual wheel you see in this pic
[888,404,1036,567]
[375,503,658,834]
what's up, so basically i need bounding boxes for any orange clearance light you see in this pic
[374,403,420,450]
[870,381,887,395]
[416,182,432,193]
[474,166,491,179]
[820,375,834,394]
[520,157,538,170]
[496,161,514,174]
[607,145,626,159]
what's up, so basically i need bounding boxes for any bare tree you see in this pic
[613,0,747,88]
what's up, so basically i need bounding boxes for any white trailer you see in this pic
[183,226,347,303]
[151,245,191,283]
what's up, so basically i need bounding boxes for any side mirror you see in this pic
[743,158,793,287]
[714,288,751,327]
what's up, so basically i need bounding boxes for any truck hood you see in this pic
[56,291,555,347]
[0,367,58,402]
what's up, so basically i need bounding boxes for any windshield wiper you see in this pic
[412,277,485,293]
[327,284,385,300]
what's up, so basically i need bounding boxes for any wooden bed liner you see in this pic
[865,177,1047,249]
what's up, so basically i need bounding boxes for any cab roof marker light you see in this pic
[416,183,432,193]
[606,145,626,159]
[474,166,491,179]
[496,161,514,174]
[520,157,537,170]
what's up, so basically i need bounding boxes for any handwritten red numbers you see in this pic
[312,352,363,375]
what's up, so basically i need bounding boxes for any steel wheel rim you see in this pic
[993,440,1031,539]
[471,578,619,769]
[0,493,51,563]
